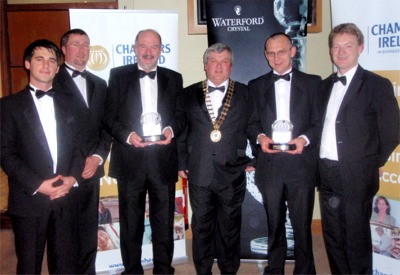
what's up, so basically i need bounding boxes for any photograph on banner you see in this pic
[98,223,120,252]
[371,223,400,260]
[370,195,399,228]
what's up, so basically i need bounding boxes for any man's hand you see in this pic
[37,175,75,200]
[155,128,173,145]
[82,156,101,179]
[258,134,280,154]
[285,137,307,155]
[49,176,77,200]
[129,132,152,148]
[178,170,189,179]
[37,175,63,197]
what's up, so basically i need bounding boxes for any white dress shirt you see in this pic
[139,66,158,116]
[274,69,292,122]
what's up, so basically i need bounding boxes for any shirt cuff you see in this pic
[126,132,136,145]
[163,126,174,138]
[92,154,104,165]
[299,135,310,146]
[257,133,266,144]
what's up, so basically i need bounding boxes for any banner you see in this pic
[69,9,188,274]
[331,1,400,274]
[205,0,308,261]
[69,9,179,81]
[206,0,308,84]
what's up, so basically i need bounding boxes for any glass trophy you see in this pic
[269,119,296,150]
[140,112,165,142]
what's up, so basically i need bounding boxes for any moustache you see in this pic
[142,54,155,59]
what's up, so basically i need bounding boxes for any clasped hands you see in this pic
[37,175,77,200]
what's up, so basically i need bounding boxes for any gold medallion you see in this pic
[210,130,222,142]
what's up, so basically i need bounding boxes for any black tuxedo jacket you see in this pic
[0,87,83,217]
[104,63,184,184]
[54,64,111,179]
[177,80,254,187]
[321,66,399,196]
[248,68,322,183]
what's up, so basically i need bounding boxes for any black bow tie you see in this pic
[72,70,87,78]
[29,86,55,99]
[139,70,156,80]
[65,64,87,78]
[332,75,347,85]
[273,72,291,82]
[208,86,225,93]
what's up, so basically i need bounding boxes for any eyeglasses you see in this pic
[265,48,291,58]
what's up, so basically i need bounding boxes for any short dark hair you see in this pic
[265,32,293,51]
[23,39,61,65]
[203,43,234,64]
[60,28,89,47]
[329,23,364,48]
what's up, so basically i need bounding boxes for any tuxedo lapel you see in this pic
[157,68,167,106]
[86,75,95,107]
[195,84,211,120]
[54,95,72,169]
[59,65,88,108]
[338,67,364,114]
[290,71,304,119]
[263,74,277,121]
[21,90,54,162]
[126,69,143,123]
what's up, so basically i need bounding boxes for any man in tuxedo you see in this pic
[53,28,112,274]
[319,23,399,274]
[0,39,83,274]
[178,43,255,274]
[103,29,184,274]
[248,33,322,274]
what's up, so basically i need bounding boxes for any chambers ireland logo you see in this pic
[88,45,109,71]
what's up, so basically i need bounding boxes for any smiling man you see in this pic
[177,43,256,274]
[103,29,184,274]
[247,32,322,274]
[319,23,399,274]
[53,28,112,274]
[1,39,83,274]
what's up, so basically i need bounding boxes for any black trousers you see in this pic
[117,177,176,275]
[189,173,246,275]
[11,188,79,274]
[319,158,373,274]
[257,172,316,275]
[77,178,100,274]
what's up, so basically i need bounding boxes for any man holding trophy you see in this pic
[104,29,184,274]
[248,32,322,274]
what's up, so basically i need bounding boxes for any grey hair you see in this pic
[203,43,234,64]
